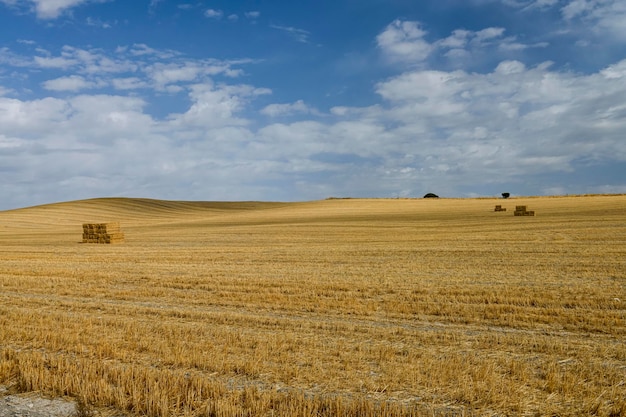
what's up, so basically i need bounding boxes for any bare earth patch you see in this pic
[0,387,75,417]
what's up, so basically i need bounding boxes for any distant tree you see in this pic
[423,193,439,198]
[502,193,510,199]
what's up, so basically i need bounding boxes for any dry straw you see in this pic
[514,205,535,216]
[82,222,124,244]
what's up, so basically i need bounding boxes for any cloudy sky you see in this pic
[1,0,625,209]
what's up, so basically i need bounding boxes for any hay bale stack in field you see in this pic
[494,205,507,212]
[82,222,125,244]
[514,205,535,216]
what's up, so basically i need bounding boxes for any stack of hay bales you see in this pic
[494,205,507,212]
[82,222,125,244]
[514,205,535,216]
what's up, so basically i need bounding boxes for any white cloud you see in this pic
[496,0,626,40]
[245,11,260,19]
[124,43,178,59]
[474,27,506,42]
[34,55,77,69]
[438,30,472,49]
[495,60,526,74]
[3,44,249,96]
[601,60,626,79]
[168,82,271,128]
[377,20,433,63]
[570,0,626,40]
[260,100,315,117]
[0,96,71,134]
[42,75,99,91]
[147,62,204,87]
[33,46,138,74]
[85,16,113,28]
[381,21,546,68]
[270,25,312,43]
[527,0,559,9]
[0,0,110,19]
[204,8,223,19]
[374,59,626,171]
[0,86,12,96]
[561,0,593,19]
[111,77,148,90]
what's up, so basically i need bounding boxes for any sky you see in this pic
[1,0,625,210]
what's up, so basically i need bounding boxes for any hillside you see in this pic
[0,198,290,228]
[2,194,625,226]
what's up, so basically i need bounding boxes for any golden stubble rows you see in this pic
[0,196,625,416]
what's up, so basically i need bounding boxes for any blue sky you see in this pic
[1,0,625,209]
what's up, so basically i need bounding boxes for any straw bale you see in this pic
[81,222,124,244]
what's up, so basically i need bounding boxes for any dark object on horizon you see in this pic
[502,193,510,199]
[423,193,439,198]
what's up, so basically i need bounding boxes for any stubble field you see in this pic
[0,196,625,416]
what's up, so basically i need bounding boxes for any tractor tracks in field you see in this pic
[1,289,611,347]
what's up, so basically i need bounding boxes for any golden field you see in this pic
[0,195,625,416]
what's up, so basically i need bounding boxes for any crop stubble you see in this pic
[0,196,625,416]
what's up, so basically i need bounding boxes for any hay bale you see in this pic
[514,207,535,216]
[81,222,125,244]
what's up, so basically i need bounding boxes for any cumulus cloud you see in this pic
[565,0,626,40]
[168,82,271,128]
[34,54,77,69]
[494,0,626,40]
[0,0,109,19]
[380,20,548,68]
[374,59,626,174]
[377,20,433,63]
[260,100,316,117]
[0,96,71,135]
[42,75,99,91]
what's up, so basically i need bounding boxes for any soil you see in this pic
[0,387,76,417]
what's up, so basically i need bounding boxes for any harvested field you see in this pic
[0,196,625,416]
